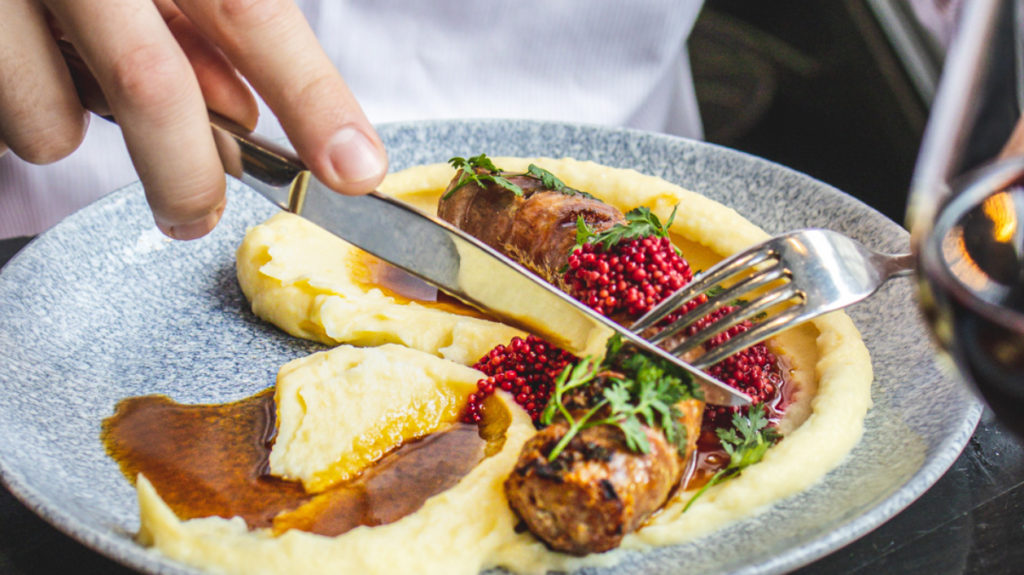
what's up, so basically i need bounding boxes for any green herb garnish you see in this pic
[575,206,680,253]
[697,285,766,319]
[527,164,568,191]
[445,154,524,199]
[444,154,598,200]
[681,404,781,512]
[540,338,695,461]
[526,164,595,199]
[704,284,725,299]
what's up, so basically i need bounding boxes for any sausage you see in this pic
[504,398,703,555]
[437,170,625,284]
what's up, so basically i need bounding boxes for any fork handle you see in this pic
[881,252,917,279]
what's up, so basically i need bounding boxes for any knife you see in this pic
[60,42,750,407]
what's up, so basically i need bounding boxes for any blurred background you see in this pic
[689,0,1020,226]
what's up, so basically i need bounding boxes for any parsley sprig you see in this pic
[540,337,695,461]
[444,154,595,200]
[524,164,596,199]
[445,155,524,199]
[681,404,781,512]
[525,164,569,193]
[575,206,680,254]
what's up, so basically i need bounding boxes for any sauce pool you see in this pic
[348,251,492,320]
[102,390,488,537]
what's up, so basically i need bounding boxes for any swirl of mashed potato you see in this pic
[135,158,873,575]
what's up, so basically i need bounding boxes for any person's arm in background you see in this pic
[0,0,387,240]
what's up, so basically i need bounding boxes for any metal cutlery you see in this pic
[632,229,915,369]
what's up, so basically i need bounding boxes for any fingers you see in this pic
[44,0,226,240]
[175,0,388,195]
[0,0,87,164]
[159,3,259,130]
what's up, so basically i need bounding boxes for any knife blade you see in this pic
[207,117,749,407]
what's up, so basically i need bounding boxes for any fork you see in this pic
[630,229,915,369]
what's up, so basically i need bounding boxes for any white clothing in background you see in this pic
[0,0,704,238]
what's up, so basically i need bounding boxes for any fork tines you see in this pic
[629,245,806,370]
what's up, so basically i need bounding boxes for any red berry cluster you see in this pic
[563,236,695,319]
[460,202,787,432]
[688,306,785,428]
[562,233,786,429]
[462,335,577,424]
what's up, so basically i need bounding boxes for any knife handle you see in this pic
[57,39,307,214]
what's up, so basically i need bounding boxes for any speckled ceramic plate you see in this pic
[0,120,980,575]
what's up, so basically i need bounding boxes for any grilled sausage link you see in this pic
[504,398,703,555]
[437,170,625,283]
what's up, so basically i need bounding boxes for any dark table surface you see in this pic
[2,234,1023,575]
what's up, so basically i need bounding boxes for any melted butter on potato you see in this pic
[138,158,873,575]
[270,344,484,493]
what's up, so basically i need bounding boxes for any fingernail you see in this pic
[326,127,386,188]
[167,207,223,241]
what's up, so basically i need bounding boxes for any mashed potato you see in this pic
[270,344,485,492]
[236,211,523,366]
[136,158,873,575]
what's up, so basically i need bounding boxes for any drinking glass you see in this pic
[909,0,1024,436]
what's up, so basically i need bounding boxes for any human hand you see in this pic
[0,0,388,240]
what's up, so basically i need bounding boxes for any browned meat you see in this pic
[437,170,625,283]
[505,398,703,555]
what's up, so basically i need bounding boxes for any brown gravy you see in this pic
[679,354,792,491]
[102,390,487,537]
